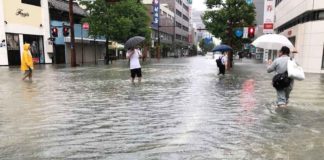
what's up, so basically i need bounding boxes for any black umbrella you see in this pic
[124,36,145,49]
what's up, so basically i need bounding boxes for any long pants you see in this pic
[276,80,294,105]
[219,65,225,75]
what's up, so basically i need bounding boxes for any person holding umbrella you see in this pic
[126,47,142,85]
[216,52,228,75]
[125,36,145,85]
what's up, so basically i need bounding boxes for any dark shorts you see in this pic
[130,68,142,78]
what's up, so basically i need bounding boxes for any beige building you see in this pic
[275,0,324,73]
[0,0,52,66]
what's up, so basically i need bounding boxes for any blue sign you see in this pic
[246,0,253,5]
[235,28,243,38]
[152,0,160,29]
[204,37,212,44]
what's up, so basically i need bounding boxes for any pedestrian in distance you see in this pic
[216,52,228,75]
[267,46,294,109]
[126,47,142,85]
[21,43,34,81]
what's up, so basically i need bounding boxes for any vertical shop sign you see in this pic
[152,0,160,29]
[263,0,275,33]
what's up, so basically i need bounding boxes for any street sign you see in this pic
[243,27,248,38]
[235,28,243,38]
[83,22,89,30]
[246,0,253,5]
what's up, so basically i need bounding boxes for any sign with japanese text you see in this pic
[263,0,274,33]
[151,0,160,29]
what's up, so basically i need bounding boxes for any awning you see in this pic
[64,37,106,44]
[48,0,86,16]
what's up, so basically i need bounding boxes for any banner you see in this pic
[152,0,160,29]
[263,0,275,33]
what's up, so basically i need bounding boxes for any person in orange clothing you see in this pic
[21,43,34,80]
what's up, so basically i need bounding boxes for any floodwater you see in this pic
[0,57,324,159]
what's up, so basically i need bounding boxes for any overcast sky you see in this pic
[191,0,207,29]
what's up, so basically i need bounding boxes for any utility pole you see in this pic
[69,0,76,67]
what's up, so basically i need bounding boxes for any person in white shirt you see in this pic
[126,47,142,84]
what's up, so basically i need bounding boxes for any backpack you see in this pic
[216,56,224,68]
[272,71,291,90]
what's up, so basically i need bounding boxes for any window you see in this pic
[277,9,324,33]
[176,34,182,40]
[176,21,182,28]
[182,26,189,32]
[183,4,189,12]
[183,15,189,22]
[322,45,324,69]
[176,10,182,17]
[275,0,283,7]
[22,0,41,6]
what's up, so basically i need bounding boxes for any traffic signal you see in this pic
[248,27,255,38]
[51,27,58,37]
[63,26,69,37]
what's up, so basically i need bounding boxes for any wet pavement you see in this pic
[1,56,324,159]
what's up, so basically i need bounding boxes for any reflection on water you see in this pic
[0,57,324,159]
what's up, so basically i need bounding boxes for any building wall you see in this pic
[65,42,106,65]
[254,0,265,37]
[275,0,324,73]
[274,0,324,28]
[0,0,8,65]
[50,20,90,45]
[0,0,52,65]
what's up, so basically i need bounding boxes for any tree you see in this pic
[80,0,151,62]
[199,39,215,54]
[202,0,255,50]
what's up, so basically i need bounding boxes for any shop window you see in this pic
[22,0,41,7]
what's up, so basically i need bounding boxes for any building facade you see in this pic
[49,0,106,65]
[275,0,324,73]
[0,0,52,66]
[143,0,191,57]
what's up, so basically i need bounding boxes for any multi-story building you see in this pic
[274,0,324,73]
[143,0,191,57]
[0,0,52,66]
[162,0,191,55]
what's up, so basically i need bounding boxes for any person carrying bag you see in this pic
[287,58,305,81]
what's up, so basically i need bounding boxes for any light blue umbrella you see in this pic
[212,44,233,52]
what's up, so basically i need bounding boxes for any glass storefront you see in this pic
[6,33,21,65]
[23,35,45,64]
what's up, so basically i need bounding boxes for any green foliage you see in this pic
[199,39,215,54]
[203,0,256,50]
[80,0,151,43]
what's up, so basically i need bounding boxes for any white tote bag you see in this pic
[287,58,305,81]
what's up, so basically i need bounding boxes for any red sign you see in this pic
[263,23,273,29]
[82,23,89,30]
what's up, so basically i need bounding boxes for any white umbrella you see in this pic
[252,34,295,50]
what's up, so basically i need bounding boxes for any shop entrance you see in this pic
[23,35,45,64]
[6,33,21,66]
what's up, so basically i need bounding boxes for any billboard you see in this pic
[263,0,275,33]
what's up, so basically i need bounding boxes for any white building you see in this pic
[0,0,52,66]
[274,0,324,73]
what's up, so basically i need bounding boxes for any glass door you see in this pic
[6,33,21,66]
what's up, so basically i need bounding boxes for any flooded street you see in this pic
[1,56,324,159]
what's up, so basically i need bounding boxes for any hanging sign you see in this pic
[151,0,160,29]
